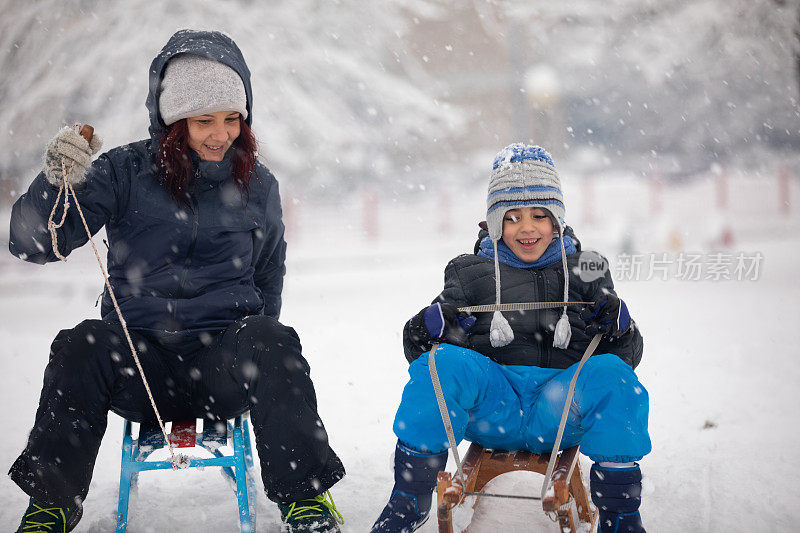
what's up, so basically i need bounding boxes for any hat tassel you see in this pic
[490,310,514,348]
[553,311,572,349]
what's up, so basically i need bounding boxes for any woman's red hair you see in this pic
[157,116,257,207]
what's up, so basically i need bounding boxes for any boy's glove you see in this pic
[580,294,631,341]
[409,302,476,346]
[44,126,103,188]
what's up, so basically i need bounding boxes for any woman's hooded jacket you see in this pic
[9,30,287,345]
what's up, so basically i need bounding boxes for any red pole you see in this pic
[583,174,594,225]
[779,165,790,216]
[650,171,663,214]
[439,189,452,235]
[362,189,378,241]
[283,195,299,243]
[716,166,728,211]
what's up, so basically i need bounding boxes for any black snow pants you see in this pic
[9,315,345,507]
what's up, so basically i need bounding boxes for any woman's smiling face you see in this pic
[501,207,556,262]
[186,111,241,161]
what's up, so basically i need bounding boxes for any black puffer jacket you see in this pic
[403,233,643,369]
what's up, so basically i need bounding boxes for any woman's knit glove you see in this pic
[44,126,103,188]
[580,293,632,341]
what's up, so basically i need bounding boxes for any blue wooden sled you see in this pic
[116,414,257,532]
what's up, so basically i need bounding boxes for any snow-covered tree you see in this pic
[501,0,800,172]
[0,0,461,200]
[2,0,798,204]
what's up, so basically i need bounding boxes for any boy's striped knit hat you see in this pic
[485,143,572,350]
[486,143,565,241]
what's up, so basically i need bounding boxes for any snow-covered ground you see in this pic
[1,171,799,532]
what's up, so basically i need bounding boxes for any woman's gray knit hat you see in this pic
[158,54,248,125]
[485,143,572,350]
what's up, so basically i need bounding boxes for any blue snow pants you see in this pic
[393,344,651,463]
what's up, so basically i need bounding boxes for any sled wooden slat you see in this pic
[541,445,579,512]
[569,456,594,524]
[436,443,597,533]
[436,473,455,533]
[542,446,581,532]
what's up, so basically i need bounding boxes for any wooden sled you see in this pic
[436,443,597,532]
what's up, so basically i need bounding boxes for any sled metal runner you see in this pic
[435,443,597,533]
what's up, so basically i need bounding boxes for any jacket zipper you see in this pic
[173,194,200,322]
[534,269,551,367]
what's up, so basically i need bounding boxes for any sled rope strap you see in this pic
[458,301,591,314]
[540,333,603,501]
[428,343,467,485]
[47,127,177,468]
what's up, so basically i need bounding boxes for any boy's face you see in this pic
[501,207,556,262]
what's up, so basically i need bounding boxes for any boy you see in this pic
[371,144,650,533]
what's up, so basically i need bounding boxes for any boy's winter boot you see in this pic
[277,490,344,533]
[16,497,83,533]
[370,441,448,533]
[590,463,646,533]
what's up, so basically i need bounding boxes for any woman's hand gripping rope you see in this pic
[46,124,179,469]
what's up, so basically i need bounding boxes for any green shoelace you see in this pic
[283,490,344,525]
[21,502,70,532]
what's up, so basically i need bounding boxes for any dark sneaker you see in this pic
[370,441,446,533]
[16,498,83,533]
[370,489,430,533]
[598,510,645,533]
[278,490,344,533]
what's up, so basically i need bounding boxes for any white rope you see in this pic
[492,240,502,304]
[47,133,178,468]
[558,225,570,323]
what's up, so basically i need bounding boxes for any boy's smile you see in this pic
[501,207,556,262]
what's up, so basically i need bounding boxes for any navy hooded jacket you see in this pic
[9,30,287,345]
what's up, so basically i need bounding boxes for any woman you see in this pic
[8,30,345,533]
